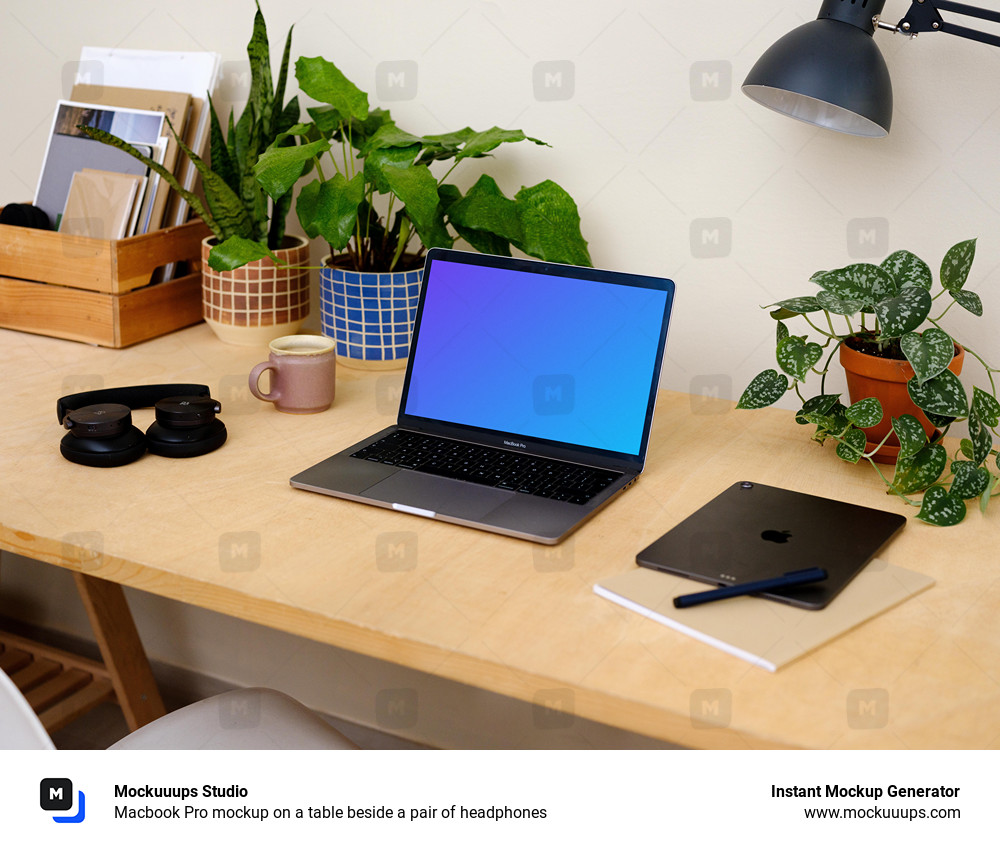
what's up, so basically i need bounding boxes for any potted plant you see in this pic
[212,54,591,367]
[737,238,1000,527]
[80,3,309,345]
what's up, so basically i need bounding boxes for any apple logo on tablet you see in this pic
[761,529,792,544]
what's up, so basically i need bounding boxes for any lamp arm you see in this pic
[897,0,1000,47]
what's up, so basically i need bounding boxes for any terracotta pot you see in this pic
[201,235,310,346]
[840,336,964,463]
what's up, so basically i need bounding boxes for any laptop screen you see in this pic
[399,250,673,460]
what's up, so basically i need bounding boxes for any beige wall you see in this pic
[2,0,999,743]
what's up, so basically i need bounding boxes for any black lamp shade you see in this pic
[742,18,893,137]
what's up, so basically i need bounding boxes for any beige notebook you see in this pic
[594,559,934,672]
[71,84,190,232]
[59,169,142,239]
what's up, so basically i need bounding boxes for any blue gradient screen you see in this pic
[402,257,671,456]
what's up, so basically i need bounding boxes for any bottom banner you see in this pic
[2,749,991,847]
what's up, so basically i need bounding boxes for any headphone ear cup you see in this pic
[145,418,227,458]
[60,426,147,467]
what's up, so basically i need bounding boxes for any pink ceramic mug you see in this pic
[249,335,337,414]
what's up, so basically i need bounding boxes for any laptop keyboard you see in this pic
[351,431,622,505]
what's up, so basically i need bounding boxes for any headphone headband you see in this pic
[56,384,211,424]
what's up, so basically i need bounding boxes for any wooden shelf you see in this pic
[0,630,115,734]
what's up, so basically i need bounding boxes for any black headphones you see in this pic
[57,384,227,468]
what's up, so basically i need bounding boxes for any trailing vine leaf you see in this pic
[917,485,967,526]
[892,415,927,460]
[940,238,976,291]
[845,397,883,429]
[776,336,822,382]
[769,307,799,321]
[208,235,279,271]
[899,328,954,385]
[816,290,865,315]
[907,371,969,418]
[770,296,823,314]
[776,320,789,344]
[949,460,991,500]
[890,444,947,495]
[737,370,789,409]
[810,263,896,306]
[968,410,992,466]
[836,426,867,463]
[874,285,932,338]
[807,402,849,436]
[795,393,839,425]
[972,387,1000,428]
[924,410,955,431]
[982,473,997,514]
[950,289,983,316]
[881,249,932,290]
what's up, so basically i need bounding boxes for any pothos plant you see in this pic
[737,238,1000,527]
[210,54,591,272]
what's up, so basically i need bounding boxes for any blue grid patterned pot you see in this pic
[319,260,422,368]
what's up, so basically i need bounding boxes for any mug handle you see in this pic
[248,362,280,403]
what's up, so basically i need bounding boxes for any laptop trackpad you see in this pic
[361,470,512,520]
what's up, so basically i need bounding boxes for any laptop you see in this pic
[290,247,675,544]
[636,481,906,609]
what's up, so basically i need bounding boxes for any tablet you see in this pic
[636,481,906,610]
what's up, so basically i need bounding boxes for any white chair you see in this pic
[0,667,357,750]
[0,664,55,749]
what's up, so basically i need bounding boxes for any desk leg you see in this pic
[73,573,166,731]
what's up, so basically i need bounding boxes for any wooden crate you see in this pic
[0,215,210,347]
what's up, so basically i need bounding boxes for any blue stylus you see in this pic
[672,567,828,609]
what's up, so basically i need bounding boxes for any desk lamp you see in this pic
[742,0,1000,137]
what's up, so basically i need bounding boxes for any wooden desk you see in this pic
[2,324,998,748]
